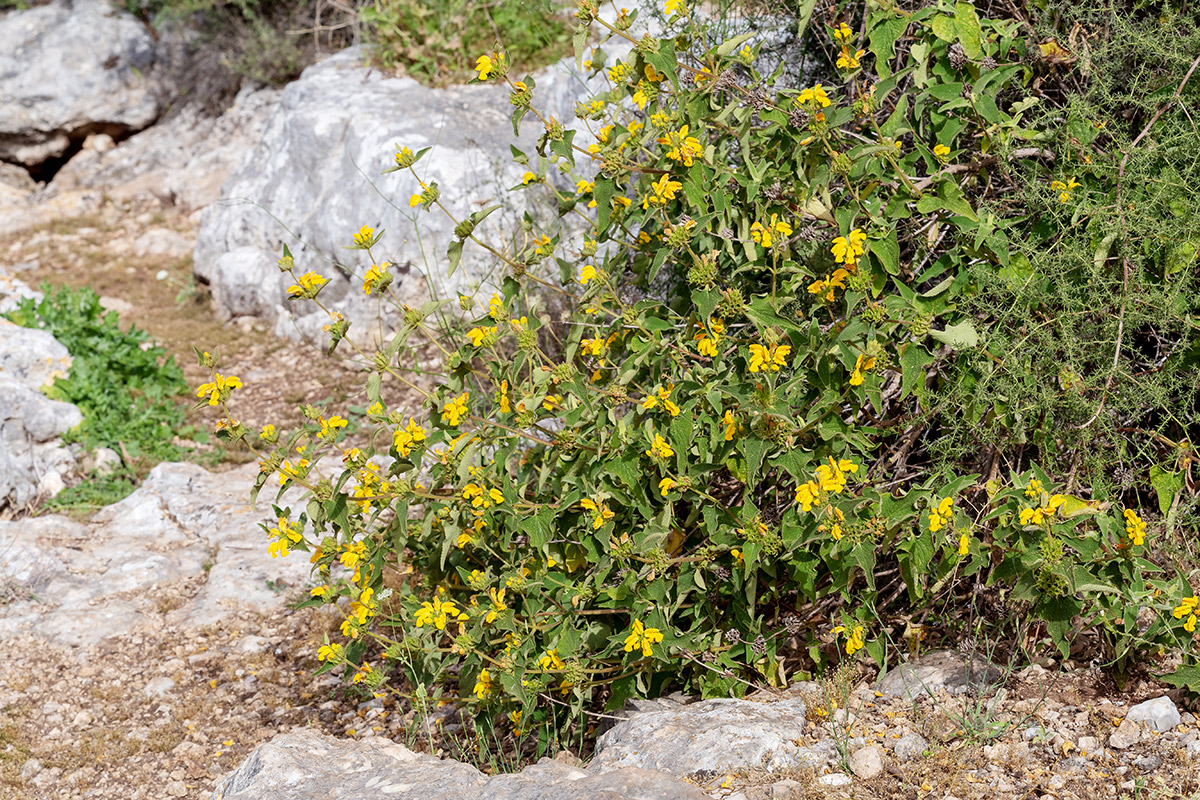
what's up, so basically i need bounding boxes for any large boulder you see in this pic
[0,0,160,169]
[211,728,708,800]
[192,47,600,344]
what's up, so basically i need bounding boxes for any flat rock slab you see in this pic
[592,695,819,775]
[0,461,314,649]
[212,729,708,800]
[876,650,1002,699]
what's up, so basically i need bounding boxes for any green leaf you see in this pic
[868,16,910,78]
[1149,466,1182,516]
[1158,664,1200,691]
[595,177,614,232]
[742,437,769,488]
[447,240,463,276]
[716,32,756,58]
[930,13,957,43]
[928,320,979,349]
[954,1,983,59]
[869,231,900,276]
[899,344,934,399]
[572,24,589,70]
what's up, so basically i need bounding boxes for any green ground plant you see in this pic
[5,285,205,509]
[200,0,1200,753]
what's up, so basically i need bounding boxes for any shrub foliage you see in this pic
[201,0,1200,746]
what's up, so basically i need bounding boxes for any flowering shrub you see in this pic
[200,0,1200,743]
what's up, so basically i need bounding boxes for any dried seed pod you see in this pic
[948,42,967,70]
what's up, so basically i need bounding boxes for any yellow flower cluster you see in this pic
[463,482,504,509]
[442,392,469,426]
[415,595,468,630]
[750,214,793,249]
[831,228,867,267]
[694,318,724,357]
[748,342,791,372]
[352,224,375,248]
[196,372,242,407]
[642,384,681,416]
[657,125,702,166]
[467,325,496,347]
[797,84,831,108]
[474,52,505,81]
[929,496,954,533]
[581,497,615,529]
[287,271,328,299]
[623,619,664,657]
[538,649,566,671]
[646,433,674,459]
[643,173,682,209]
[849,353,875,386]
[794,457,859,511]
[808,268,848,302]
[1123,509,1146,546]
[1173,596,1198,633]
[1050,177,1081,203]
[473,668,495,699]
[1019,494,1066,525]
[483,586,507,624]
[833,623,865,655]
[317,415,347,441]
[393,418,427,457]
[267,516,303,559]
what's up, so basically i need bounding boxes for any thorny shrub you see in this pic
[199,0,1200,748]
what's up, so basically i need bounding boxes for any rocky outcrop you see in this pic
[191,47,600,345]
[0,461,315,645]
[48,83,282,213]
[0,0,160,171]
[0,306,79,509]
[211,729,709,800]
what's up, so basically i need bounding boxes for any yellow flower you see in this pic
[538,649,566,671]
[393,418,427,457]
[484,587,507,624]
[794,480,820,511]
[833,624,865,655]
[580,497,615,529]
[1173,596,1198,618]
[657,125,702,166]
[287,271,328,299]
[362,262,390,295]
[475,52,504,81]
[196,372,243,406]
[807,269,849,302]
[473,668,495,699]
[317,642,344,662]
[352,225,375,248]
[579,264,599,285]
[830,228,867,267]
[832,22,854,42]
[836,48,865,70]
[1019,493,1067,525]
[958,533,970,555]
[664,0,686,15]
[442,392,469,426]
[394,146,414,167]
[933,143,951,159]
[497,380,511,413]
[414,595,468,630]
[1024,478,1043,498]
[929,496,954,533]
[797,84,832,108]
[750,214,793,249]
[623,619,664,657]
[849,353,876,386]
[522,171,537,185]
[641,384,680,416]
[1050,177,1081,203]
[642,172,682,209]
[646,433,674,459]
[748,342,791,372]
[722,410,738,441]
[317,415,348,441]
[1123,509,1146,546]
[658,477,676,496]
[466,325,496,347]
